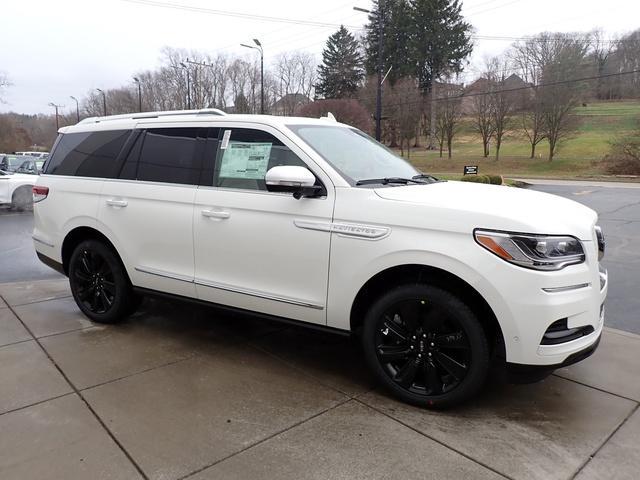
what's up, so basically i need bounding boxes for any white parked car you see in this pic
[0,170,36,210]
[33,109,607,407]
[15,151,49,159]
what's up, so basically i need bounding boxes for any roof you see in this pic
[59,109,346,134]
[271,93,312,109]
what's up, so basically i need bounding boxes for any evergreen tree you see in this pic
[410,0,472,92]
[364,0,414,85]
[363,0,472,91]
[316,26,365,99]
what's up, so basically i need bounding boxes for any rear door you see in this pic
[98,125,207,298]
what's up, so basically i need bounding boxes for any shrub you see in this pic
[459,174,503,185]
[459,175,491,184]
[604,132,640,175]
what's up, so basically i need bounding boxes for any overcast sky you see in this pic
[1,0,638,115]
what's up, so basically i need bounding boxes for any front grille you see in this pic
[541,318,595,345]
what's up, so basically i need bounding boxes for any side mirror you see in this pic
[265,166,324,199]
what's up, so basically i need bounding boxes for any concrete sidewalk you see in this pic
[0,278,638,480]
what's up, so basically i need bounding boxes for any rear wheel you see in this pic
[11,186,33,211]
[362,284,490,408]
[69,240,137,323]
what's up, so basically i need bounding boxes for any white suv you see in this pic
[33,109,607,407]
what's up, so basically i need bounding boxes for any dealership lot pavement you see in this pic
[0,278,639,480]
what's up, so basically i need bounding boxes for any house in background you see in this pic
[460,73,531,114]
[271,93,312,116]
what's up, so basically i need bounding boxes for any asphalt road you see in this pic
[0,181,637,333]
[0,207,63,283]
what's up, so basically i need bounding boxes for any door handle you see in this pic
[106,199,128,208]
[202,209,230,220]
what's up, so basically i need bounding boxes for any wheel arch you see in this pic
[61,226,123,276]
[349,264,505,359]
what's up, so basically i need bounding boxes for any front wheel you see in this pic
[362,284,490,409]
[69,240,137,323]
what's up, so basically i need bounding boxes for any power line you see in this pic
[356,68,640,109]
[120,0,362,29]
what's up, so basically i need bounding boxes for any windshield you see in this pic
[288,125,419,185]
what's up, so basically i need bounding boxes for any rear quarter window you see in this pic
[45,130,131,178]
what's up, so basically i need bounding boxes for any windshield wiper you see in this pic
[412,173,441,183]
[355,177,426,186]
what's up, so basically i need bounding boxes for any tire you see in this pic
[362,284,490,409]
[11,186,33,211]
[68,239,137,323]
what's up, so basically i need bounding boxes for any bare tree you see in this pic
[511,33,590,161]
[589,29,615,99]
[486,57,517,161]
[273,51,317,115]
[386,78,422,158]
[605,29,640,99]
[520,90,546,159]
[471,87,495,158]
[539,35,590,161]
[436,86,463,159]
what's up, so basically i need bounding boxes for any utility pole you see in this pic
[354,3,384,141]
[48,102,64,130]
[180,62,191,109]
[241,39,264,114]
[96,88,107,116]
[69,96,80,123]
[133,77,142,112]
[186,59,219,110]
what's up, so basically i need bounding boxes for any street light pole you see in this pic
[180,62,191,109]
[96,88,107,116]
[69,96,80,123]
[354,4,384,141]
[133,77,142,112]
[241,39,264,114]
[48,102,63,130]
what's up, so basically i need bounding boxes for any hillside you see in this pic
[404,100,640,179]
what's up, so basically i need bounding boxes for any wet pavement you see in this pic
[1,278,639,480]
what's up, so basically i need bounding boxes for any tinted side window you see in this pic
[213,128,308,191]
[45,130,130,177]
[137,128,204,185]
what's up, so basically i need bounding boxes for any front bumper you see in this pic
[506,332,601,383]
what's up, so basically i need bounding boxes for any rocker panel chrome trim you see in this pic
[194,278,324,310]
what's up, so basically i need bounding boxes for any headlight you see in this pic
[474,229,585,271]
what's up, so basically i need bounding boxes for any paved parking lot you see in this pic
[1,278,639,480]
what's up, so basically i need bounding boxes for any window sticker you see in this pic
[221,129,231,150]
[219,142,272,180]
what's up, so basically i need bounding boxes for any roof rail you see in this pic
[78,108,226,125]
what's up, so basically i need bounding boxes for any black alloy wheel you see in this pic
[69,239,138,323]
[362,284,489,408]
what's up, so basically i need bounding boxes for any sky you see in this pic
[1,0,639,115]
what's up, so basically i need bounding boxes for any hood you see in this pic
[373,180,597,240]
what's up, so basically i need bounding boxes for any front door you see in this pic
[193,125,334,325]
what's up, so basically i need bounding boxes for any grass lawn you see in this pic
[396,100,640,180]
